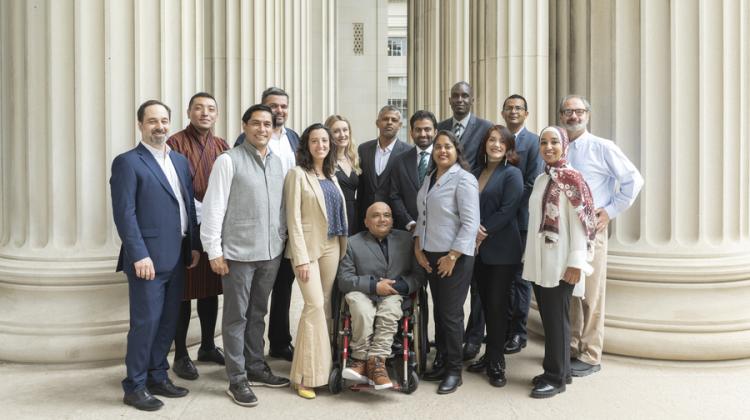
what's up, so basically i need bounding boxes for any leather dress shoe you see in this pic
[570,359,601,377]
[486,361,506,388]
[504,334,527,354]
[467,354,487,373]
[530,381,565,398]
[422,367,445,382]
[269,344,294,362]
[148,379,189,398]
[437,374,462,394]
[172,356,199,380]
[462,342,480,361]
[532,373,572,386]
[197,347,225,365]
[123,388,163,411]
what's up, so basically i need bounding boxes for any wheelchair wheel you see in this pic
[403,370,419,394]
[328,366,343,394]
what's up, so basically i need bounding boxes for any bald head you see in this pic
[364,202,393,240]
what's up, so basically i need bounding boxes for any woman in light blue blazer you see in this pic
[414,130,480,395]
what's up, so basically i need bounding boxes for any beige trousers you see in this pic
[570,227,608,365]
[345,292,403,360]
[290,237,340,387]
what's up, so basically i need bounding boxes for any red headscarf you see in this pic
[538,126,596,254]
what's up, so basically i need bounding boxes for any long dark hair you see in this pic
[475,124,519,169]
[430,129,469,172]
[296,123,337,178]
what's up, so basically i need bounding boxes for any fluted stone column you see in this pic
[204,0,336,137]
[532,0,750,361]
[0,0,206,363]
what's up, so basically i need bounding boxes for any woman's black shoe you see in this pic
[530,381,565,399]
[486,361,507,388]
[437,374,462,394]
[466,354,487,373]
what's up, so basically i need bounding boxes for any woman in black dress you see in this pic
[325,115,361,235]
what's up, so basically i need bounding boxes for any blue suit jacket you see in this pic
[513,127,543,231]
[110,143,199,275]
[234,127,300,152]
[473,163,524,265]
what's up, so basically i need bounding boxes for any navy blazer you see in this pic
[473,163,524,265]
[437,113,493,170]
[513,127,543,231]
[234,127,300,152]
[110,143,199,275]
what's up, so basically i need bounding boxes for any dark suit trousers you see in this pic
[268,255,295,349]
[508,231,531,340]
[122,258,185,393]
[533,280,574,388]
[464,276,486,346]
[475,259,517,365]
[425,252,473,375]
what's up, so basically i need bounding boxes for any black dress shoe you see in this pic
[268,344,294,362]
[422,367,445,382]
[173,356,199,380]
[530,381,565,398]
[462,342,480,361]
[504,334,527,354]
[148,379,189,398]
[532,373,572,386]
[437,374,462,394]
[123,388,164,411]
[486,361,506,388]
[197,347,226,365]
[466,354,487,373]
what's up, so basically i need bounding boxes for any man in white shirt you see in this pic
[357,105,412,232]
[201,104,290,406]
[559,94,644,377]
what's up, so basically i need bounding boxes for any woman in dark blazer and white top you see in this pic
[468,125,524,387]
[413,130,480,395]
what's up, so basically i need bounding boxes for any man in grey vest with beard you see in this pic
[201,104,290,407]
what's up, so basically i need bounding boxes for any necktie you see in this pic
[417,150,429,186]
[453,122,463,139]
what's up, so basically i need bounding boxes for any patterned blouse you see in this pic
[319,178,348,238]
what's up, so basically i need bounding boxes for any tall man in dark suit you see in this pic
[337,202,420,390]
[389,110,437,231]
[235,87,299,362]
[437,81,493,360]
[110,100,201,411]
[357,105,412,232]
[500,94,543,355]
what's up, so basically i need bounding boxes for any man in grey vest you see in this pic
[201,104,290,407]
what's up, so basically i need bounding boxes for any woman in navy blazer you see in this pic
[414,130,480,394]
[468,125,524,387]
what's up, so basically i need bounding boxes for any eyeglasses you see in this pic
[502,106,526,112]
[561,108,588,117]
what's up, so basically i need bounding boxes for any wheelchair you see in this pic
[328,284,430,394]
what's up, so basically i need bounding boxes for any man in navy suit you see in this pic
[437,81,493,360]
[110,99,201,411]
[500,94,543,355]
[235,87,300,362]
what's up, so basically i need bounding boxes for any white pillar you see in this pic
[0,0,205,363]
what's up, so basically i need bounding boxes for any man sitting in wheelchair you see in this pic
[337,202,420,390]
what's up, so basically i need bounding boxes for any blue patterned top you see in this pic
[319,178,348,237]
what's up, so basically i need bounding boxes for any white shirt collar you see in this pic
[377,138,398,152]
[452,113,472,128]
[141,141,172,159]
[513,126,526,137]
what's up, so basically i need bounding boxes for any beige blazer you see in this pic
[284,166,348,267]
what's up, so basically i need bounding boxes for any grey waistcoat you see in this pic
[221,141,286,262]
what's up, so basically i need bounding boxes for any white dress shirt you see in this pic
[141,141,187,235]
[268,126,296,176]
[567,131,644,220]
[375,138,397,176]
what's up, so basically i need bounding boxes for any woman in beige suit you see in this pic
[284,123,348,399]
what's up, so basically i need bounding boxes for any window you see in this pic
[388,37,407,56]
[388,77,408,140]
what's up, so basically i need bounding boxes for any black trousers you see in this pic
[507,231,531,341]
[463,275,486,346]
[475,259,517,365]
[425,251,473,375]
[533,281,574,388]
[268,256,295,349]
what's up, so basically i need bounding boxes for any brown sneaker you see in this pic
[342,358,368,383]
[367,357,393,390]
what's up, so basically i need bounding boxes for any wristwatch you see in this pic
[448,254,458,262]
